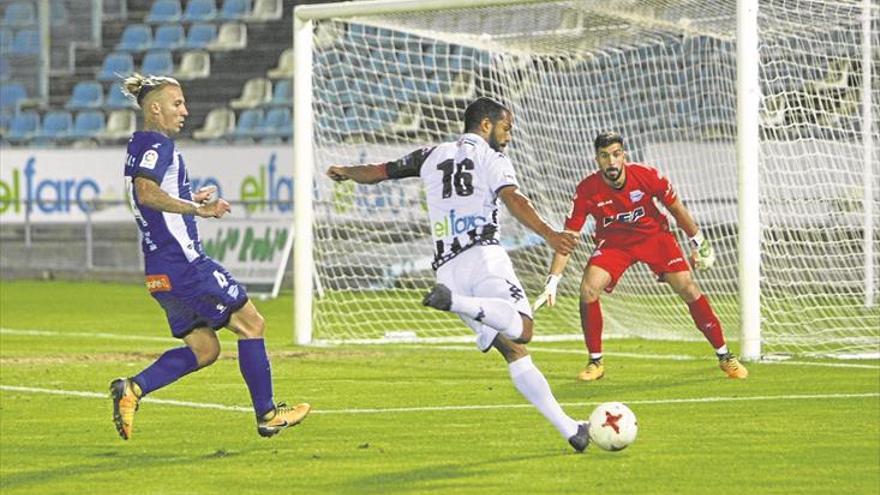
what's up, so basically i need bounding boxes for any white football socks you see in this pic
[449,293,523,340]
[508,355,579,439]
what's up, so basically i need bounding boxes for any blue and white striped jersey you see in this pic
[124,131,202,264]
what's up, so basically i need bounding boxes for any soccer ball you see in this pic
[588,402,638,451]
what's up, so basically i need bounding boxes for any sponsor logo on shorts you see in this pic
[506,280,524,303]
[145,274,172,292]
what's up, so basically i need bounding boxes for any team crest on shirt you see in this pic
[140,149,159,170]
[629,190,644,202]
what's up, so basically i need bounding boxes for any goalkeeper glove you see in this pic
[532,274,562,312]
[689,231,716,271]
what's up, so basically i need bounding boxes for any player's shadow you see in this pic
[0,447,253,491]
[343,451,566,494]
[553,368,720,399]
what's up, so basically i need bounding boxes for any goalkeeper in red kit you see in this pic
[535,131,748,381]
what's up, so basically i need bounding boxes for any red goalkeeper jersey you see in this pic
[564,162,678,245]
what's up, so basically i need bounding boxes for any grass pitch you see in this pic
[1,280,878,495]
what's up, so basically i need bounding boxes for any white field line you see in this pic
[412,344,880,369]
[1,328,176,343]
[1,385,877,415]
[2,327,878,369]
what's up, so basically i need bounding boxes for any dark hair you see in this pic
[594,131,624,152]
[463,97,509,133]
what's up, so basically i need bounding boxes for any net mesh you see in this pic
[307,0,879,357]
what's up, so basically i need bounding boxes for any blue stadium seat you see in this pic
[153,24,184,50]
[141,50,174,75]
[69,110,106,140]
[106,84,138,109]
[2,1,36,28]
[266,78,291,107]
[98,52,135,81]
[5,110,39,144]
[0,28,13,52]
[33,110,72,142]
[219,0,250,20]
[182,23,216,49]
[116,24,153,52]
[145,0,182,23]
[50,0,68,26]
[65,81,104,110]
[230,108,263,140]
[182,0,217,22]
[342,105,375,134]
[259,107,291,139]
[10,28,39,55]
[0,82,27,113]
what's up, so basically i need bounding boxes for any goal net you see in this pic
[298,0,879,358]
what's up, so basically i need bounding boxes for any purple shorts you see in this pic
[145,254,249,338]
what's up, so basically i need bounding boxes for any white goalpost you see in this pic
[293,0,879,358]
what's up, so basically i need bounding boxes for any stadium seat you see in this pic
[69,110,106,141]
[105,84,138,109]
[116,24,153,52]
[98,52,135,81]
[346,23,380,47]
[1,1,36,28]
[145,0,182,24]
[229,108,263,140]
[182,0,217,22]
[5,110,39,144]
[219,0,250,21]
[174,50,210,79]
[0,82,27,113]
[101,109,136,141]
[10,28,39,55]
[207,22,246,51]
[342,105,374,134]
[182,22,216,50]
[265,78,291,108]
[141,50,174,75]
[247,0,281,21]
[0,56,9,81]
[153,24,184,50]
[33,110,72,142]
[266,47,293,79]
[50,0,67,26]
[230,77,271,109]
[258,107,292,140]
[65,81,104,111]
[193,107,234,140]
[0,28,13,53]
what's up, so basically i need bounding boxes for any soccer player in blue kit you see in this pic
[109,73,310,440]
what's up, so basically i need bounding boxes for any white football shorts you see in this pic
[435,244,532,351]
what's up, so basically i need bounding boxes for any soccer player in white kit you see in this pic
[327,97,590,452]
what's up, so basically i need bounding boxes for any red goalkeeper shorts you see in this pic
[587,231,690,293]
